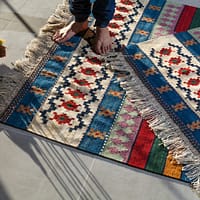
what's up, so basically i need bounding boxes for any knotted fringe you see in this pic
[0,0,71,116]
[15,0,71,76]
[104,51,200,196]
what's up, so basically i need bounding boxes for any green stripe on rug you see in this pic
[145,138,168,174]
[190,8,200,29]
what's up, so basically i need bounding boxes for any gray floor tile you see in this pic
[5,17,47,33]
[0,12,16,21]
[0,127,97,200]
[0,19,9,30]
[81,157,199,200]
[0,0,27,13]
[0,0,200,200]
[19,0,63,18]
[0,31,33,67]
[1,124,198,200]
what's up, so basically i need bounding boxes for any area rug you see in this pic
[0,0,200,195]
[116,28,200,193]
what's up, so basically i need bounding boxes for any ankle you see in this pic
[96,26,110,36]
[75,20,88,28]
[96,26,108,31]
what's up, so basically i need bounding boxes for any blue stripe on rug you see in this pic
[128,0,166,44]
[6,36,82,129]
[175,31,200,62]
[124,43,200,152]
[78,77,125,154]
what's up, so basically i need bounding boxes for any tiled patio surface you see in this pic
[0,0,200,199]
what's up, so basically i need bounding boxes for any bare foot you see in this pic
[93,27,112,55]
[53,20,88,43]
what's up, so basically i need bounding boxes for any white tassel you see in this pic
[14,0,71,77]
[105,51,200,196]
[0,0,71,116]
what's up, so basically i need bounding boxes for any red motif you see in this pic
[50,112,74,125]
[116,6,129,13]
[109,22,121,29]
[185,78,200,87]
[167,56,182,65]
[159,47,172,56]
[109,31,118,37]
[113,14,126,21]
[86,57,102,65]
[80,67,97,77]
[59,100,80,111]
[66,89,86,99]
[194,90,200,98]
[74,78,92,87]
[177,67,194,76]
[121,0,134,5]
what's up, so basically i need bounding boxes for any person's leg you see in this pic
[92,0,116,54]
[70,0,91,23]
[93,0,115,28]
[53,0,91,43]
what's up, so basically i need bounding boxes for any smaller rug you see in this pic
[112,28,200,194]
[127,0,200,44]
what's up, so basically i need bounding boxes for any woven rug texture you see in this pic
[0,0,200,195]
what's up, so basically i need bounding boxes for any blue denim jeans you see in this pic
[69,0,116,27]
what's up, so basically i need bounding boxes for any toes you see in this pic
[95,43,112,55]
[53,31,65,42]
[56,34,69,43]
[53,29,73,43]
[52,31,60,40]
[54,35,64,43]
[104,44,111,54]
[103,46,107,55]
[94,41,101,55]
[52,23,73,43]
[52,21,88,44]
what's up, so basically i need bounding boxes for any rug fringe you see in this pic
[15,0,71,77]
[104,51,200,196]
[0,0,71,116]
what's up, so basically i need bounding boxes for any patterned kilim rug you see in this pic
[0,0,200,195]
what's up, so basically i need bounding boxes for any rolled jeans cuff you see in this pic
[94,20,110,28]
[74,16,89,23]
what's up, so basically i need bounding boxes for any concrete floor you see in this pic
[0,0,200,199]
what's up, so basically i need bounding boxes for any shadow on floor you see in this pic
[2,0,38,36]
[0,128,112,200]
[0,180,12,200]
[0,124,194,200]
